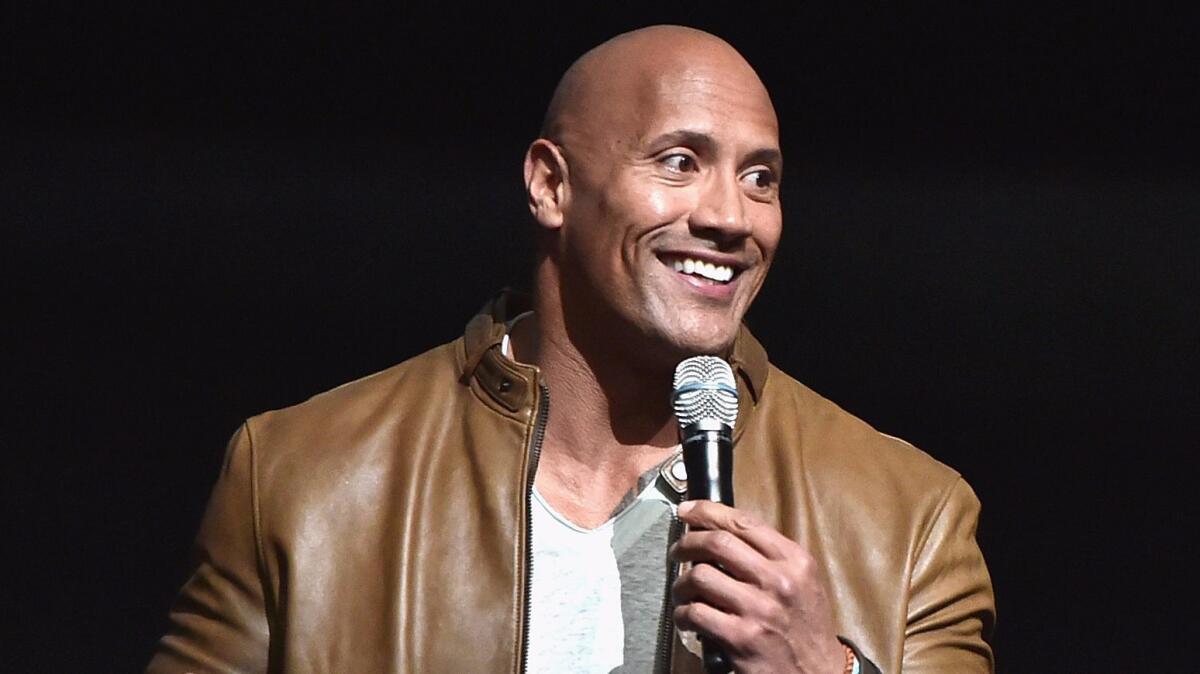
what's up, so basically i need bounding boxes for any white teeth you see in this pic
[667,256,735,283]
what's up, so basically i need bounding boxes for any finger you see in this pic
[677,500,792,560]
[670,529,767,583]
[672,600,746,655]
[672,559,761,615]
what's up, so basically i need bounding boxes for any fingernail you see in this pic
[678,501,694,515]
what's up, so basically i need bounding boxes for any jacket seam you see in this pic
[244,420,274,624]
[453,335,468,376]
[912,475,962,563]
[903,474,962,631]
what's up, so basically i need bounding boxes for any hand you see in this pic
[670,500,846,674]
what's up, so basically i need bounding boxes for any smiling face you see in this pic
[532,29,782,363]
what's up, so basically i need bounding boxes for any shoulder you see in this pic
[239,338,465,478]
[751,364,966,511]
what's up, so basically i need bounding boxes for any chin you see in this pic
[625,297,738,355]
[672,333,737,357]
[649,317,740,359]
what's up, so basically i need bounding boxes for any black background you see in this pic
[5,3,1196,672]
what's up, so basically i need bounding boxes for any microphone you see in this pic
[672,356,738,674]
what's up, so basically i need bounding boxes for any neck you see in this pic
[508,268,680,527]
[511,295,679,459]
[511,302,681,527]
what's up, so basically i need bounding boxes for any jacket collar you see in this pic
[461,289,769,414]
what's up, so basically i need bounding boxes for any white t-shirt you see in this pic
[525,472,678,674]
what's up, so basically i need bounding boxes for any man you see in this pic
[150,25,994,673]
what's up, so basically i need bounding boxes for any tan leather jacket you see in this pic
[149,294,994,673]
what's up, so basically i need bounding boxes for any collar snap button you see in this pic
[670,459,688,482]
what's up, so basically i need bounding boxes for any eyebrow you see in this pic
[647,130,718,155]
[745,147,783,172]
[645,129,782,169]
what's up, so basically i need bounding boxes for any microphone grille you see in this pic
[671,356,739,428]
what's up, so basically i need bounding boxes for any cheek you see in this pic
[642,188,690,223]
[595,184,692,256]
[753,209,783,262]
[604,176,693,225]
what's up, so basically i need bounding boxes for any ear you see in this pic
[523,139,569,230]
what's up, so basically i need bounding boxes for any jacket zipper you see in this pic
[518,383,550,674]
[654,505,684,674]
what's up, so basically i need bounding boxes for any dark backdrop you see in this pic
[6,4,1196,672]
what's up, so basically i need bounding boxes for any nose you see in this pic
[689,170,751,242]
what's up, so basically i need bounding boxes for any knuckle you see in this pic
[675,602,700,627]
[772,572,796,598]
[671,574,687,596]
[794,549,816,572]
[763,601,788,626]
[733,514,759,531]
[692,563,718,588]
[713,530,737,551]
[734,620,766,650]
[671,537,692,557]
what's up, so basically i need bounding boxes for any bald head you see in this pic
[521,25,783,363]
[540,26,776,147]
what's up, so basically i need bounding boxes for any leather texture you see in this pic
[149,292,994,673]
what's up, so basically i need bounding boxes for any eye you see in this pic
[742,168,778,192]
[660,153,698,174]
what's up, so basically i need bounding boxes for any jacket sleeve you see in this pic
[147,424,271,673]
[901,476,996,672]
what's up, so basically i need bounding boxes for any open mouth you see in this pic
[659,254,737,285]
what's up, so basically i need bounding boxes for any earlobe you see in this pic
[523,139,568,230]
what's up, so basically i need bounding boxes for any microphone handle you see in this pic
[682,425,735,506]
[681,424,735,674]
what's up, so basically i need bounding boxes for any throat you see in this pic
[533,442,677,530]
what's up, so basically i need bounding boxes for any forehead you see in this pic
[625,62,780,151]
